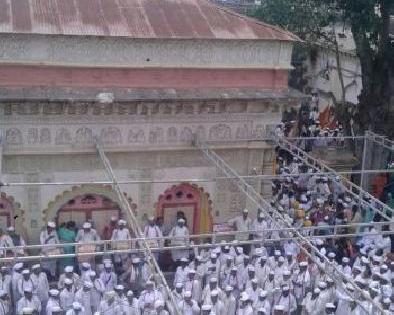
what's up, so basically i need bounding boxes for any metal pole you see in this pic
[194,137,386,314]
[359,131,368,199]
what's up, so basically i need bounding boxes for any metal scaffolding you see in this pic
[94,138,182,315]
[193,136,386,313]
[273,135,393,221]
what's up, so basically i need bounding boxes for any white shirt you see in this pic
[177,300,200,315]
[17,296,41,315]
[31,272,49,302]
[228,216,252,241]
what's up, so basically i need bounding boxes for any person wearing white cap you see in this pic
[245,278,261,305]
[99,262,117,293]
[172,282,184,306]
[294,261,311,307]
[262,271,277,305]
[143,216,163,261]
[123,290,139,315]
[335,283,355,315]
[76,222,100,243]
[60,278,75,311]
[17,287,41,315]
[228,209,252,245]
[111,219,132,269]
[277,285,296,315]
[40,221,60,279]
[11,263,24,306]
[301,288,321,315]
[0,290,9,315]
[65,301,85,315]
[97,291,121,315]
[75,282,93,315]
[174,258,190,287]
[253,290,270,315]
[202,277,224,305]
[0,266,12,299]
[30,264,49,310]
[1,226,26,257]
[237,291,253,315]
[46,289,60,315]
[168,218,190,264]
[255,256,269,287]
[153,300,168,315]
[252,212,268,244]
[207,289,225,315]
[177,290,200,315]
[138,281,163,314]
[337,257,351,277]
[201,304,214,315]
[17,270,35,299]
[221,286,236,315]
[58,266,80,291]
[184,269,201,303]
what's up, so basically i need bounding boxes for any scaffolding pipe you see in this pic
[274,135,393,220]
[1,220,389,252]
[95,138,182,315]
[1,230,392,263]
[1,169,393,187]
[194,137,386,314]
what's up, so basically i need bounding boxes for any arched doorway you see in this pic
[0,192,23,232]
[44,185,137,237]
[57,194,121,236]
[156,183,213,235]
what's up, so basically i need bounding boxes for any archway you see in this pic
[155,183,213,235]
[0,192,24,231]
[43,185,137,237]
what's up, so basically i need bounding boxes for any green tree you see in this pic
[252,0,393,136]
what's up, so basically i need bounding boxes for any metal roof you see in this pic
[0,0,299,41]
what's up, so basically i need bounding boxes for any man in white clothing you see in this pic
[277,286,297,314]
[31,264,49,311]
[293,261,310,308]
[17,270,35,298]
[138,281,163,315]
[98,291,122,315]
[40,222,60,279]
[58,266,80,291]
[168,218,190,264]
[60,278,75,311]
[154,300,169,315]
[99,263,117,292]
[184,269,201,303]
[177,290,200,315]
[17,288,41,315]
[65,302,84,315]
[75,282,93,315]
[208,290,224,315]
[238,292,253,315]
[46,289,61,315]
[253,290,271,315]
[144,216,163,261]
[0,290,10,315]
[12,263,24,307]
[124,290,140,315]
[228,209,252,254]
[222,286,236,315]
[111,220,132,269]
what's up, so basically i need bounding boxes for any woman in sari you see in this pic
[57,221,76,271]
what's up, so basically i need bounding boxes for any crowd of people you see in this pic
[0,109,392,314]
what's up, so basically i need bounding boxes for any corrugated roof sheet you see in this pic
[0,0,300,41]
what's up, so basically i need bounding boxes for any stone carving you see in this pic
[43,103,64,115]
[103,104,114,115]
[5,128,22,145]
[75,128,93,144]
[55,128,72,145]
[209,124,231,140]
[253,124,265,139]
[16,103,40,115]
[167,127,178,142]
[40,128,51,144]
[159,103,173,114]
[100,127,122,144]
[27,128,39,145]
[128,130,145,143]
[236,124,251,139]
[199,102,217,114]
[180,127,193,142]
[149,128,164,144]
[196,125,206,140]
[67,104,88,115]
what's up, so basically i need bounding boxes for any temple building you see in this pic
[0,0,302,242]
